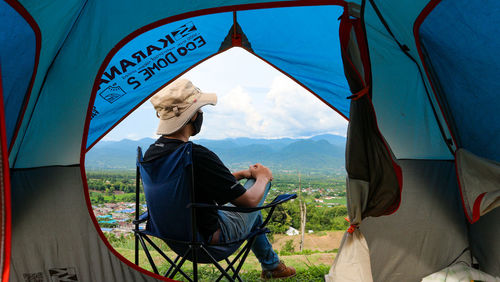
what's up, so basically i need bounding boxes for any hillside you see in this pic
[85,134,346,174]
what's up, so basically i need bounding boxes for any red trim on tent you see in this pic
[472,193,486,223]
[80,1,348,278]
[358,3,403,215]
[86,50,228,151]
[231,11,242,47]
[366,96,403,216]
[414,0,478,223]
[245,50,349,121]
[353,19,371,86]
[79,165,174,281]
[454,153,486,224]
[0,65,12,282]
[5,0,42,154]
[339,13,366,90]
[414,0,458,148]
[342,6,403,215]
[455,156,473,224]
[84,0,348,152]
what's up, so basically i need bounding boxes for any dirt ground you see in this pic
[272,230,344,252]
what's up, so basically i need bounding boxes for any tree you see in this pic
[298,172,307,252]
[96,194,104,204]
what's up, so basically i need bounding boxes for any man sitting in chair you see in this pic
[143,79,296,280]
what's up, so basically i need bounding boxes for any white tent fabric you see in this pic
[1,0,500,281]
[456,148,500,223]
[325,230,373,282]
[422,263,500,282]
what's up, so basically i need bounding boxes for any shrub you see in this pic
[281,239,295,255]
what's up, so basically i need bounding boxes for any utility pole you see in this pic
[299,171,306,252]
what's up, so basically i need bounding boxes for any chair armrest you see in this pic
[133,211,149,225]
[187,193,297,213]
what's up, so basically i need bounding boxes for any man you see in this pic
[143,78,296,279]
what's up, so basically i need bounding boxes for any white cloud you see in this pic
[195,75,347,140]
[102,48,347,142]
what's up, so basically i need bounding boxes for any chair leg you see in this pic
[216,239,254,282]
[134,233,139,265]
[168,247,192,281]
[140,235,191,279]
[200,245,235,282]
[137,234,159,274]
[232,237,256,281]
[165,255,181,277]
[192,246,198,282]
[224,258,238,276]
[225,258,243,282]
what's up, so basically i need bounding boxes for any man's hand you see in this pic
[232,168,252,180]
[250,163,273,182]
[232,164,273,207]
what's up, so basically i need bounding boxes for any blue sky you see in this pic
[102,48,348,141]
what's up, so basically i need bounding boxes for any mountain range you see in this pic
[85,134,347,174]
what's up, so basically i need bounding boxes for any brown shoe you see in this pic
[261,261,296,280]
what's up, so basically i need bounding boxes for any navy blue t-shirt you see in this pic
[143,137,247,238]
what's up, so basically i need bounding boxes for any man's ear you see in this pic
[190,112,198,123]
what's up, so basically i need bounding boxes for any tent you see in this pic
[1,0,499,281]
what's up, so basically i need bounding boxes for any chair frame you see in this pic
[133,146,296,282]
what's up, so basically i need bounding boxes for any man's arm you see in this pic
[231,164,272,208]
[232,169,251,181]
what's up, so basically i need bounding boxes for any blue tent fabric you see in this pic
[363,0,453,160]
[419,0,500,162]
[89,13,233,148]
[0,1,36,148]
[9,1,287,167]
[237,6,350,116]
[87,4,350,148]
[1,0,500,280]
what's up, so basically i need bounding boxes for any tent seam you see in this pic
[83,1,348,152]
[5,0,42,156]
[11,0,89,168]
[367,0,455,156]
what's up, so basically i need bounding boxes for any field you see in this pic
[87,170,348,280]
[108,231,344,281]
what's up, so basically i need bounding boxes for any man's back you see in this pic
[143,137,246,239]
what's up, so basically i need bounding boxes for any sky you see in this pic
[102,48,348,141]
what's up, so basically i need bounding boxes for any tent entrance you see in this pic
[85,4,351,151]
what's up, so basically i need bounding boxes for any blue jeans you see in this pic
[217,179,280,271]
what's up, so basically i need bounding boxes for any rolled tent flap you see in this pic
[456,148,500,223]
[325,229,373,282]
[326,5,401,281]
[340,3,402,226]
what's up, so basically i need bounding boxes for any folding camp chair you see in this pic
[133,142,296,282]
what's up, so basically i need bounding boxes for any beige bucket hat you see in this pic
[151,79,217,135]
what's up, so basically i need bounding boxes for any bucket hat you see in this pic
[151,79,217,135]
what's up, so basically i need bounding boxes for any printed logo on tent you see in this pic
[48,267,78,282]
[98,21,206,93]
[99,85,127,104]
[171,21,197,41]
[91,106,100,119]
[91,19,209,144]
[23,272,44,282]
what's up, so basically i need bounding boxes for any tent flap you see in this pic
[456,148,500,223]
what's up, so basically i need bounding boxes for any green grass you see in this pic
[168,265,330,281]
[322,197,347,205]
[110,233,333,281]
[117,246,330,281]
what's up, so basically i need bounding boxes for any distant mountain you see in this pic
[85,134,346,174]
